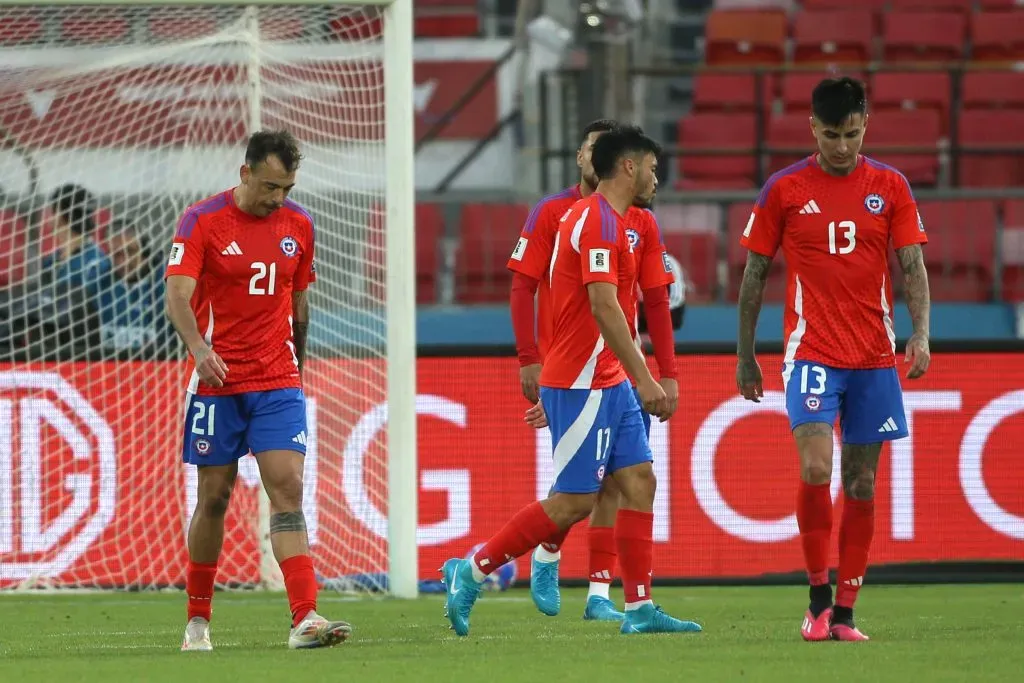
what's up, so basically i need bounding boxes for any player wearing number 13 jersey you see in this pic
[165,131,350,653]
[737,78,932,643]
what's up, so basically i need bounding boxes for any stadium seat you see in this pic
[978,0,1024,7]
[456,203,528,304]
[801,0,887,9]
[916,200,997,302]
[0,209,27,289]
[957,110,1024,188]
[663,232,719,303]
[328,11,383,40]
[882,12,966,63]
[725,202,787,302]
[870,72,952,134]
[149,12,219,41]
[704,10,787,65]
[961,71,1024,109]
[1001,199,1024,301]
[792,11,875,65]
[691,72,764,113]
[677,112,759,188]
[765,114,815,175]
[0,14,43,45]
[779,71,866,114]
[970,12,1024,63]
[889,0,974,12]
[260,16,306,40]
[414,1,480,38]
[862,109,943,185]
[367,202,443,304]
[61,10,130,43]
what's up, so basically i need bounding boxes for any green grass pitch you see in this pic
[1,585,1021,682]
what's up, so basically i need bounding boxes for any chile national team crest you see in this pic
[194,438,212,456]
[625,229,640,249]
[804,396,822,412]
[864,194,885,215]
[280,236,298,257]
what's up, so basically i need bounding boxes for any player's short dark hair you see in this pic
[812,77,868,127]
[590,124,661,180]
[579,119,619,147]
[245,129,303,172]
[49,184,96,236]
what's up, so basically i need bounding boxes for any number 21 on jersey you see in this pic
[828,220,856,255]
[250,261,276,295]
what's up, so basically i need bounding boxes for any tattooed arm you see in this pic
[292,290,309,377]
[897,244,931,379]
[736,251,773,401]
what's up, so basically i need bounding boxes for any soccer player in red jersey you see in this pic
[507,120,678,622]
[442,126,701,637]
[736,78,931,642]
[165,131,350,651]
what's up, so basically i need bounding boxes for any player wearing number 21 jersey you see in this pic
[737,77,932,644]
[165,131,350,653]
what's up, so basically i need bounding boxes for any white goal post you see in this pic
[0,0,417,598]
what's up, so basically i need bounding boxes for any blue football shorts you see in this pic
[632,384,652,438]
[784,360,908,444]
[181,388,308,466]
[540,379,653,494]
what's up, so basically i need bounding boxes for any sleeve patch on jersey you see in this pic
[742,212,755,238]
[511,236,528,261]
[168,243,184,266]
[662,251,673,273]
[589,248,610,273]
[917,211,925,232]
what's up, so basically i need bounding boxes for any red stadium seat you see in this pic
[890,0,974,12]
[779,70,866,113]
[663,232,719,303]
[1002,200,1024,301]
[367,202,443,304]
[765,114,815,175]
[61,10,130,43]
[0,14,43,45]
[978,0,1024,7]
[916,200,997,301]
[149,11,218,41]
[691,72,767,113]
[957,110,1024,187]
[970,12,1024,63]
[260,16,306,40]
[792,11,875,65]
[802,0,888,9]
[0,209,28,289]
[882,12,966,63]
[328,11,383,40]
[961,71,1024,109]
[456,203,528,304]
[677,112,759,187]
[870,72,952,133]
[862,109,943,186]
[704,10,787,65]
[725,201,788,302]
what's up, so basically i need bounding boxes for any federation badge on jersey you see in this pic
[168,243,184,266]
[804,396,821,412]
[511,236,528,261]
[280,236,298,257]
[864,194,885,215]
[194,438,212,456]
[625,229,640,249]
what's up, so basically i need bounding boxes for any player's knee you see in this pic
[801,459,832,485]
[614,463,656,508]
[267,473,304,511]
[843,472,876,500]
[543,493,597,528]
[199,487,233,518]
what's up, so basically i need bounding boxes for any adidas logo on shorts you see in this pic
[292,431,307,446]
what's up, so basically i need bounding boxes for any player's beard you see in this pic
[582,171,600,193]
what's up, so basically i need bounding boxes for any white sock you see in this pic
[587,582,611,600]
[625,599,653,612]
[533,546,561,564]
[469,557,487,583]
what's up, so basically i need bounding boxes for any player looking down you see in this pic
[735,77,931,642]
[442,125,702,637]
[507,120,679,622]
[165,130,351,651]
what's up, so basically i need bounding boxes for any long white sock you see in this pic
[625,600,653,612]
[533,545,561,564]
[469,558,487,582]
[587,582,611,600]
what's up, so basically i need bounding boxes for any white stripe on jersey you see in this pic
[551,389,604,481]
[881,274,896,355]
[781,276,806,390]
[187,302,215,394]
[571,334,605,389]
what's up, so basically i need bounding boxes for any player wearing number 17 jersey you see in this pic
[442,126,701,637]
[736,78,932,642]
[165,131,350,652]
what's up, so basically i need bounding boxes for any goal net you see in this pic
[0,1,417,594]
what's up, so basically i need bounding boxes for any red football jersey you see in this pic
[164,189,316,396]
[539,193,638,390]
[626,207,676,347]
[507,184,582,359]
[741,155,928,370]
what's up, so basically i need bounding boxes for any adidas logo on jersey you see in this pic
[221,241,243,256]
[878,417,899,433]
[292,431,307,446]
[798,200,822,214]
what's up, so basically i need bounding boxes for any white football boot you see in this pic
[181,616,213,652]
[287,611,352,649]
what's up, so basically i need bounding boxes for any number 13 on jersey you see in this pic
[828,220,856,255]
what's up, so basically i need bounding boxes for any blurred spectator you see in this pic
[98,221,169,355]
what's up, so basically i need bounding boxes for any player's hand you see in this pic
[524,401,548,429]
[657,377,679,422]
[737,356,764,402]
[904,332,931,379]
[192,343,228,388]
[638,378,670,421]
[519,363,543,404]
